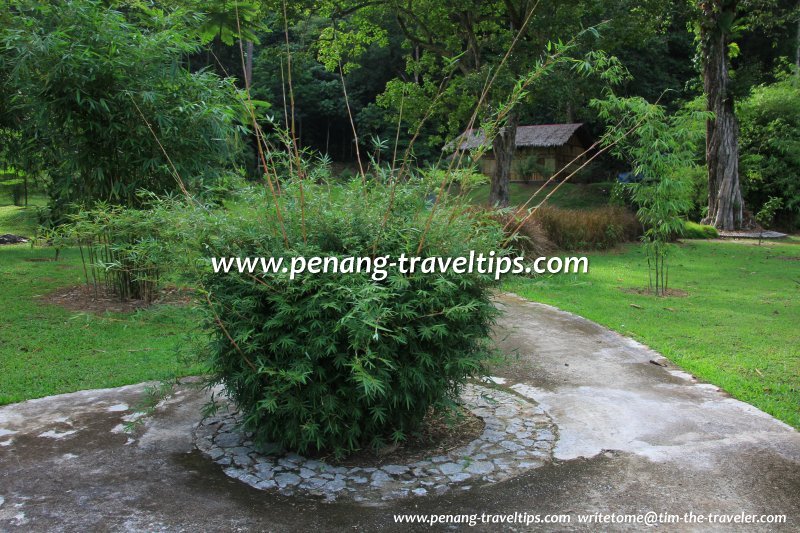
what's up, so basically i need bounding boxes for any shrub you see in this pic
[513,156,552,182]
[681,221,719,239]
[531,206,640,250]
[738,76,800,229]
[685,164,709,222]
[0,175,26,206]
[193,179,504,457]
[755,196,783,231]
[53,199,186,302]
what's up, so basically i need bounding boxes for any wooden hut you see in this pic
[452,123,592,181]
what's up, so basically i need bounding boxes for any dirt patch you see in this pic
[39,284,192,314]
[620,287,689,298]
[324,406,485,468]
[773,255,800,261]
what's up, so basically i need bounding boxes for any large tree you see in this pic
[319,0,550,208]
[698,0,745,229]
[696,0,797,229]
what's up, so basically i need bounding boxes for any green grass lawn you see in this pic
[468,181,614,209]
[0,244,203,405]
[0,245,203,404]
[0,192,47,236]
[505,238,800,429]
[0,197,203,404]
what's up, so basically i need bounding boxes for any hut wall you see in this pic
[473,132,589,182]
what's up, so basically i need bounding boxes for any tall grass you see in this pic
[532,206,641,250]
[486,208,556,257]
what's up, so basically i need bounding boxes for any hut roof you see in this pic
[453,123,586,151]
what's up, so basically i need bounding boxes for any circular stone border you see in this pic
[194,383,556,502]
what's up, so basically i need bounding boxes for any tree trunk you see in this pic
[489,112,518,208]
[700,0,744,230]
[244,40,254,89]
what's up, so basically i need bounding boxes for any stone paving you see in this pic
[194,382,556,502]
[718,229,788,239]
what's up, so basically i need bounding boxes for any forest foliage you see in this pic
[2,0,798,225]
[0,0,247,222]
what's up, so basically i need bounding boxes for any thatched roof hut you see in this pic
[451,123,592,181]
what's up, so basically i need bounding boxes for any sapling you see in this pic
[593,94,709,296]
